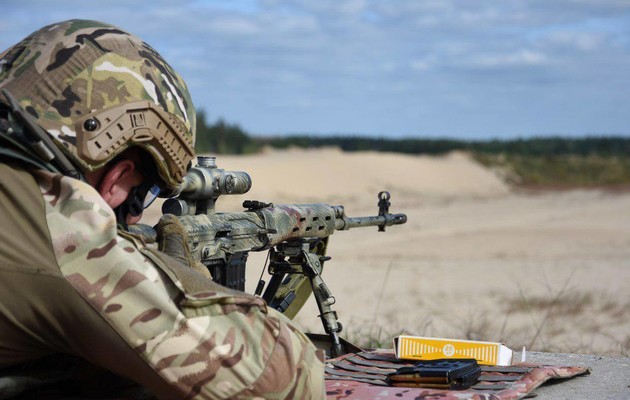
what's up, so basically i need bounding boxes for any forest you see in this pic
[195,116,630,187]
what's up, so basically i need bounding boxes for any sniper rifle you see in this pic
[134,155,407,357]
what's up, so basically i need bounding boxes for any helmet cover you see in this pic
[0,19,196,189]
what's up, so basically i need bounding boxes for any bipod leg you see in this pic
[300,249,343,358]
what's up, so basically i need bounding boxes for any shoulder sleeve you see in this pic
[0,163,60,276]
[33,171,324,400]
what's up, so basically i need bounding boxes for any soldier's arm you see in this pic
[31,169,325,399]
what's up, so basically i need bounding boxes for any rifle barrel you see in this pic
[335,213,407,230]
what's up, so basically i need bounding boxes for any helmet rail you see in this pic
[75,100,195,190]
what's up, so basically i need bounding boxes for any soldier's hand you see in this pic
[156,214,212,279]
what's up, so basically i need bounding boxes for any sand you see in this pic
[145,148,630,356]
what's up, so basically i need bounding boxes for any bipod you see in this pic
[262,238,343,358]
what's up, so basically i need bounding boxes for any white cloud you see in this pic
[469,50,550,69]
[1,0,629,138]
[335,0,366,15]
[293,0,366,15]
[410,57,436,72]
[542,31,606,51]
[205,16,261,36]
[271,14,319,34]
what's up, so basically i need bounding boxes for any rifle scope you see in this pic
[162,156,252,216]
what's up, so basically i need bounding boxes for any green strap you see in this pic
[0,133,59,173]
[0,108,72,175]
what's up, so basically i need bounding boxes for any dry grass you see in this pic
[345,269,630,356]
[475,153,630,187]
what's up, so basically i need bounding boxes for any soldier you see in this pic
[0,20,325,399]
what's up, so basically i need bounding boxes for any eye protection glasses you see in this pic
[142,184,161,209]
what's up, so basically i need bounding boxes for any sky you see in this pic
[1,0,629,139]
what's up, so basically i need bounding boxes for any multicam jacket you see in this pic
[0,161,325,399]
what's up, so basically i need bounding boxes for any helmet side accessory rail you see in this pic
[75,101,195,190]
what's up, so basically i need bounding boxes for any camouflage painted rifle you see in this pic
[141,155,407,356]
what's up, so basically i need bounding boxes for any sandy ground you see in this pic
[146,148,630,356]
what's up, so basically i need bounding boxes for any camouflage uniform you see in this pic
[0,20,324,399]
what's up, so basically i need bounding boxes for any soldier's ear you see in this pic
[97,159,143,209]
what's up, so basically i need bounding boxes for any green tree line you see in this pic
[194,115,630,186]
[256,135,630,157]
[194,111,259,154]
[195,114,630,157]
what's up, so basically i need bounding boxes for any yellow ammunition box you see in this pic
[393,335,515,366]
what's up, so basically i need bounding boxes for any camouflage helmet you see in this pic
[0,19,196,190]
